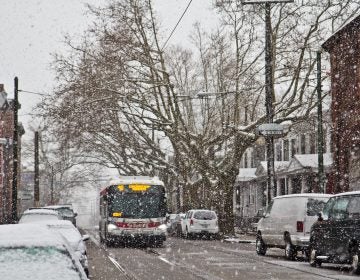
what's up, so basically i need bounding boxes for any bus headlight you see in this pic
[107,223,117,232]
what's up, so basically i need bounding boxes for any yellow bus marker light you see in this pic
[130,184,150,191]
[113,212,122,217]
[117,185,124,191]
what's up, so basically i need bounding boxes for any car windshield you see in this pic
[325,195,360,220]
[109,193,163,218]
[0,247,82,280]
[56,208,75,217]
[193,211,216,220]
[19,214,59,224]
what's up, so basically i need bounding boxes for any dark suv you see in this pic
[43,205,77,226]
[310,191,360,273]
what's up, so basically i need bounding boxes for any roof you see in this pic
[35,220,74,228]
[255,161,290,177]
[287,153,333,173]
[322,14,360,51]
[236,168,257,182]
[23,209,59,215]
[294,153,333,168]
[273,193,332,200]
[331,191,360,197]
[43,205,73,210]
[0,224,65,248]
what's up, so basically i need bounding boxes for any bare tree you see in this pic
[39,0,360,233]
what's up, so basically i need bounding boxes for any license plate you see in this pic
[201,224,208,228]
[129,223,145,228]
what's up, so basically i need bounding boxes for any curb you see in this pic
[223,238,255,244]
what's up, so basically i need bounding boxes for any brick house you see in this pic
[0,84,24,223]
[322,15,360,193]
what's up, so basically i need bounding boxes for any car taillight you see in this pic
[297,221,304,232]
[115,222,129,228]
[148,221,161,228]
[190,219,194,225]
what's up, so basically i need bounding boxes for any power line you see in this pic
[161,0,193,51]
[19,89,48,96]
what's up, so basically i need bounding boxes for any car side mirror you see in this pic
[317,212,324,222]
[82,234,90,241]
[74,213,78,217]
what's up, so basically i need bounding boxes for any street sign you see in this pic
[256,123,284,137]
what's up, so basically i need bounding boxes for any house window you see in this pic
[251,153,255,168]
[244,152,248,168]
[275,142,282,161]
[291,138,297,158]
[310,133,317,154]
[279,178,286,195]
[283,139,289,161]
[301,134,306,154]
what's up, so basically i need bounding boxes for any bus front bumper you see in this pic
[107,228,166,241]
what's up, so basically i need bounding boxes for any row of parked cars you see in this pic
[166,209,219,239]
[255,191,360,274]
[0,204,89,280]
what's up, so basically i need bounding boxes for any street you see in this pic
[86,232,358,280]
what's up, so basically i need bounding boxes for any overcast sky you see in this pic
[0,0,218,137]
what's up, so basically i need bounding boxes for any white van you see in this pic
[256,193,332,260]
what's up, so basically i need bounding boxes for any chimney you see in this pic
[0,84,4,93]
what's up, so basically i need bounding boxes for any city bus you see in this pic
[99,176,167,247]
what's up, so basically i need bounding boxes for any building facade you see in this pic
[322,15,360,193]
[234,116,333,230]
[0,84,24,223]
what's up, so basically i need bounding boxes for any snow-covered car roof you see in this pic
[35,220,75,228]
[43,204,74,210]
[331,191,360,197]
[0,224,64,248]
[273,193,332,200]
[35,220,83,249]
[23,208,60,215]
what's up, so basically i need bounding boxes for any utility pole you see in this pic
[34,131,40,207]
[11,77,19,223]
[50,165,54,205]
[264,2,276,204]
[317,51,325,193]
[242,0,293,204]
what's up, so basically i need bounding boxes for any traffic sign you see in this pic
[256,123,284,137]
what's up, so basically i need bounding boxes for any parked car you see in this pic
[175,213,186,237]
[42,205,77,226]
[182,209,219,239]
[250,209,265,232]
[0,223,88,280]
[309,191,360,273]
[19,208,62,224]
[256,193,332,260]
[166,213,179,235]
[38,220,90,277]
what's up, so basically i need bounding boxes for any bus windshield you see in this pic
[109,193,163,218]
